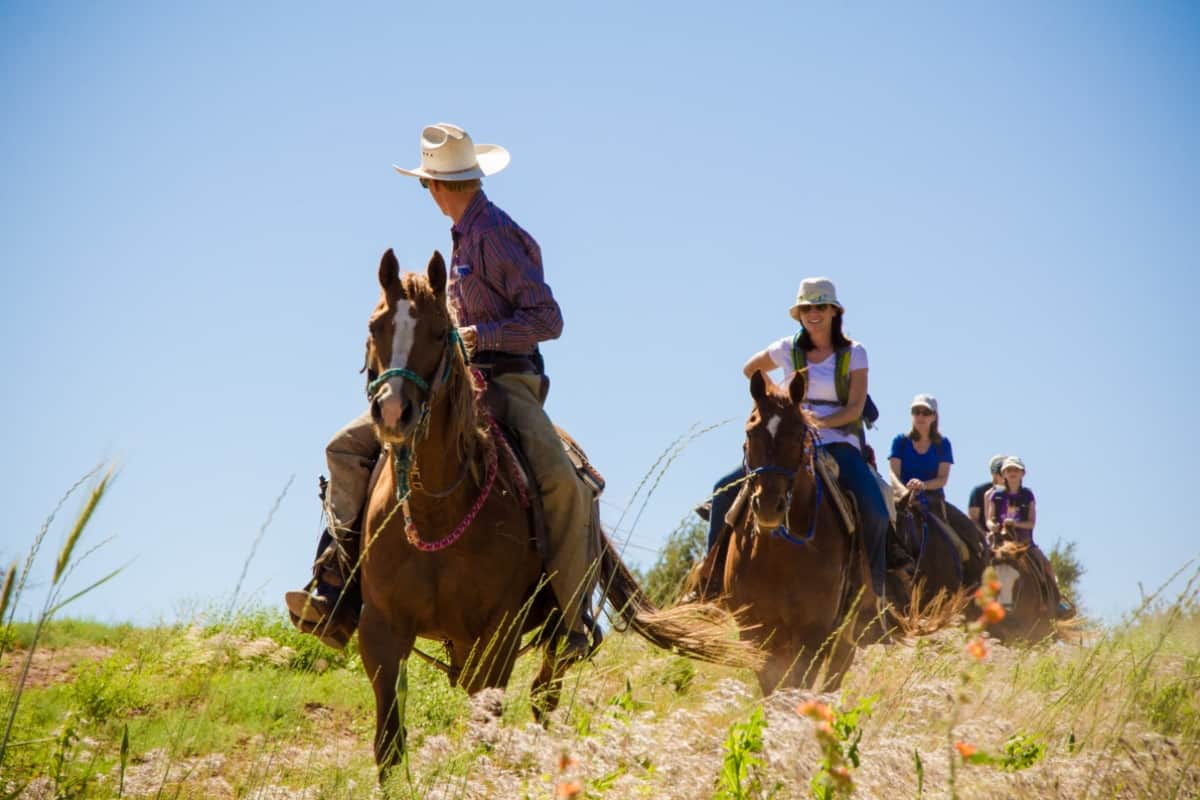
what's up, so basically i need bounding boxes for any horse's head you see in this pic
[744,370,814,534]
[365,248,457,446]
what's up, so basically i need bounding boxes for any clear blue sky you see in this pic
[3,2,1197,625]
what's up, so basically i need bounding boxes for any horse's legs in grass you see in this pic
[530,637,575,724]
[454,613,525,696]
[358,606,415,783]
[756,638,812,695]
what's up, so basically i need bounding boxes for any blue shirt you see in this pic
[889,434,954,483]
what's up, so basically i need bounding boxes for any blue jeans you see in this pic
[707,465,747,551]
[824,443,889,598]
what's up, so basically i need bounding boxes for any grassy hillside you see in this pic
[2,593,1198,799]
[2,468,1196,798]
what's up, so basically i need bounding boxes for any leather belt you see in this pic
[471,349,542,377]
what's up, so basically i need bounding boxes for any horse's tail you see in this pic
[597,531,763,670]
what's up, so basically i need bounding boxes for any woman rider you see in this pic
[706,277,890,600]
[888,393,954,520]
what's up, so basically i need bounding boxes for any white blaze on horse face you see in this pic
[766,414,781,440]
[995,563,1019,608]
[379,305,418,430]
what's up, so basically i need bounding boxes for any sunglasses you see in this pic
[911,407,935,417]
[796,303,832,313]
[419,178,431,189]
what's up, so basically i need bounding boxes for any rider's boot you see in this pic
[557,607,603,663]
[285,524,362,649]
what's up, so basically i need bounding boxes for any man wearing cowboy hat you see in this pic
[286,123,599,657]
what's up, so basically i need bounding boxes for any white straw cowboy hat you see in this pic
[911,393,938,414]
[789,277,843,321]
[1001,456,1026,473]
[393,123,510,181]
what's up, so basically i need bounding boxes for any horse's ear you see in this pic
[427,250,446,296]
[787,371,807,405]
[379,248,400,290]
[749,370,767,403]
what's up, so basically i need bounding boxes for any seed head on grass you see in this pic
[0,561,16,623]
[54,467,115,585]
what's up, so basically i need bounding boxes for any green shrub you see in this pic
[69,656,144,723]
[641,520,707,605]
[1000,734,1045,771]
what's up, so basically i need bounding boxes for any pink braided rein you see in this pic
[403,430,499,553]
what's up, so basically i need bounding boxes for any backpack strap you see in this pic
[833,346,851,405]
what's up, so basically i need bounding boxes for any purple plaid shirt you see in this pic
[447,191,563,354]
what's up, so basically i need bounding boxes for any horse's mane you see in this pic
[756,381,819,431]
[992,540,1029,561]
[400,272,491,465]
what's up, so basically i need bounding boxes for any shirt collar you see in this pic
[451,190,489,239]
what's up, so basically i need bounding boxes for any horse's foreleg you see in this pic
[530,639,573,724]
[358,606,415,784]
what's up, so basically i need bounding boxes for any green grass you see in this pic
[2,466,1198,799]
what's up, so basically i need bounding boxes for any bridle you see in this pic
[365,324,506,553]
[745,424,821,545]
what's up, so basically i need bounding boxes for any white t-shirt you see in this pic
[764,336,869,450]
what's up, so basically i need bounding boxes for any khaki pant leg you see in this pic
[495,373,596,633]
[325,410,380,533]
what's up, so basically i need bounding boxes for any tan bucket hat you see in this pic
[789,277,843,321]
[393,123,510,181]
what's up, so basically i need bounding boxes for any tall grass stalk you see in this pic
[0,465,124,766]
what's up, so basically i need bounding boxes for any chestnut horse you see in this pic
[719,370,879,693]
[358,249,758,778]
[985,540,1068,642]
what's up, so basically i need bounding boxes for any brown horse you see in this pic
[718,370,879,694]
[357,249,758,778]
[890,493,977,614]
[985,540,1062,642]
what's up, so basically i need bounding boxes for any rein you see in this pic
[910,491,964,583]
[368,328,510,553]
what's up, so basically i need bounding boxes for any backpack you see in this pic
[791,332,879,446]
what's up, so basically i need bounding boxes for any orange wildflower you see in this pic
[987,578,1002,595]
[966,637,989,661]
[796,700,834,723]
[955,741,977,759]
[557,751,577,773]
[555,779,583,798]
[982,601,1006,625]
[831,765,853,784]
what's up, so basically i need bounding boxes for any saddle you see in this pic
[894,490,972,564]
[689,458,860,602]
[477,378,606,568]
